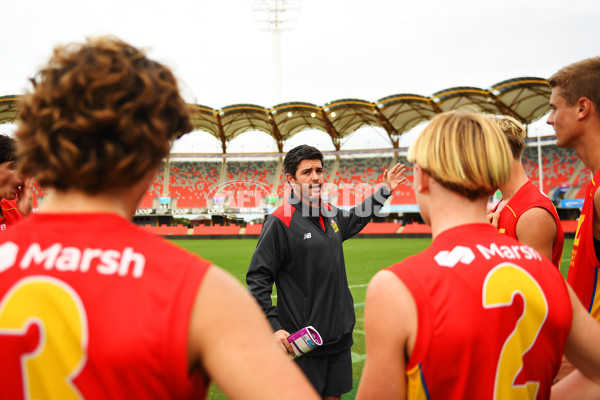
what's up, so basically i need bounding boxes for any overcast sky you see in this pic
[2,0,599,152]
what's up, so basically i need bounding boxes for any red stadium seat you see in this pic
[192,225,241,235]
[358,222,401,234]
[401,222,432,234]
[244,224,264,235]
[560,220,579,234]
[139,225,188,235]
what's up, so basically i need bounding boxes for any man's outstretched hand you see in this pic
[382,163,408,192]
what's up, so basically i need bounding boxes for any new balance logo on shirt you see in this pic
[303,233,312,240]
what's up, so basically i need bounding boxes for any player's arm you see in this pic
[515,207,557,262]
[552,285,600,399]
[356,270,416,400]
[188,266,319,400]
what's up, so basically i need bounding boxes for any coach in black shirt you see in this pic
[246,144,406,399]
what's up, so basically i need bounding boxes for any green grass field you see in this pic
[174,236,575,400]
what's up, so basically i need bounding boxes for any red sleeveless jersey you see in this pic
[568,169,600,320]
[0,199,23,231]
[495,180,564,268]
[0,213,210,399]
[387,223,572,400]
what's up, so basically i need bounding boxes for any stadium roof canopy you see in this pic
[0,95,19,125]
[1,77,551,152]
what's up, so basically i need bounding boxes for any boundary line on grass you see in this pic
[351,352,366,363]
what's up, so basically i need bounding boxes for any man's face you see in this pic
[287,159,324,203]
[0,161,23,201]
[547,87,581,148]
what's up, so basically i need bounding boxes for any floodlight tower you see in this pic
[253,0,301,104]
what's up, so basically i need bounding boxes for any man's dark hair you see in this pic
[0,134,17,164]
[284,145,324,177]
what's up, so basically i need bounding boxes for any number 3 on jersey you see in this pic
[0,276,88,400]
[483,263,548,400]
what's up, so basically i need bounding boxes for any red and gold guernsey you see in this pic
[0,213,211,400]
[495,180,564,268]
[387,224,572,400]
[568,169,600,321]
[0,199,23,231]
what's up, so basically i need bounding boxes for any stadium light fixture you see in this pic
[252,0,302,104]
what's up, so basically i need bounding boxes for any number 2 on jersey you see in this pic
[0,276,88,400]
[483,263,548,400]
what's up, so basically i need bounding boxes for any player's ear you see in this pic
[285,173,295,186]
[577,97,592,120]
[413,164,429,193]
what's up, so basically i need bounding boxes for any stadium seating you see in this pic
[574,185,588,199]
[244,224,264,235]
[140,225,188,235]
[139,172,163,208]
[560,220,578,234]
[332,156,391,206]
[138,193,155,209]
[143,147,587,209]
[225,159,278,186]
[390,186,416,205]
[220,159,279,207]
[133,143,585,237]
[358,222,401,234]
[168,161,221,208]
[192,224,241,235]
[521,145,589,197]
[32,183,47,209]
[401,222,432,234]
